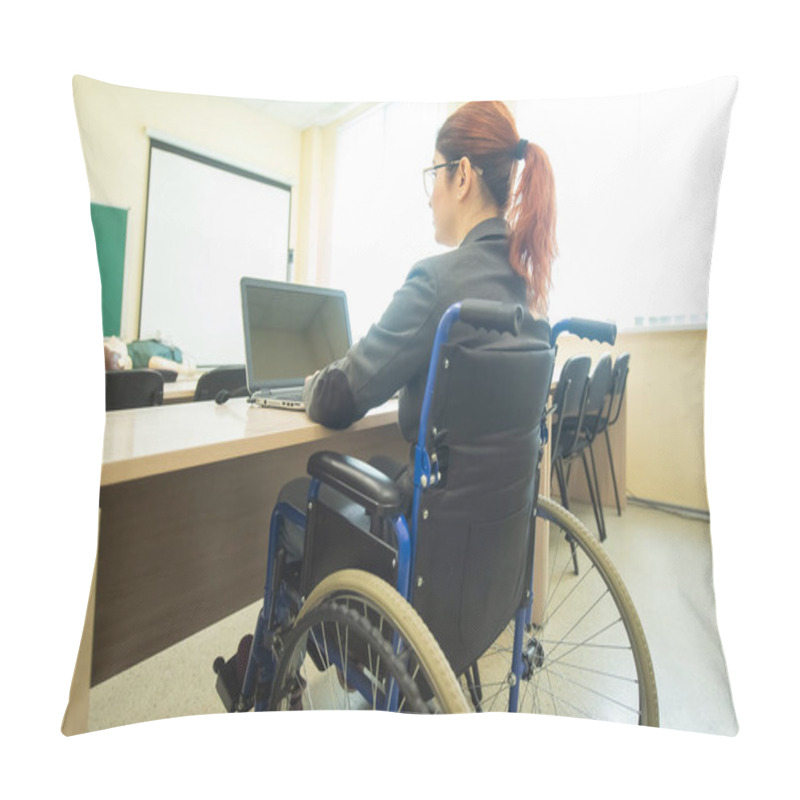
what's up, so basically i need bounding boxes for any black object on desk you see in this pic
[105,369,165,410]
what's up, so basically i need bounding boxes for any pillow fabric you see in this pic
[66,75,738,735]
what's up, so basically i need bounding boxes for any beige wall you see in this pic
[73,76,304,341]
[556,328,708,511]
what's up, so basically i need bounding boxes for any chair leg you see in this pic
[581,450,605,542]
[552,457,568,509]
[604,429,622,516]
[588,443,608,542]
[553,459,579,575]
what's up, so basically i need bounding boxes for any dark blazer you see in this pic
[303,216,530,440]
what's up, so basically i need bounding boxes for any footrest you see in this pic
[212,634,254,712]
[213,655,240,712]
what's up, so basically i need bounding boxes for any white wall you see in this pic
[73,76,304,341]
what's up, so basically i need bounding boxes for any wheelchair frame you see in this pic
[214,301,658,721]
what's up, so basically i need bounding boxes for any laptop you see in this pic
[241,277,352,410]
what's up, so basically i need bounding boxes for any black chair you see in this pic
[193,365,248,402]
[105,369,164,411]
[549,355,591,570]
[550,355,591,490]
[561,354,614,541]
[597,353,630,516]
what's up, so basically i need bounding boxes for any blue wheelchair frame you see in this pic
[232,302,614,713]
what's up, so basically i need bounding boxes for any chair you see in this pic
[561,354,614,541]
[597,353,630,516]
[105,369,164,411]
[193,365,248,402]
[549,355,591,564]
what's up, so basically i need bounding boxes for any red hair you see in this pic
[435,101,557,315]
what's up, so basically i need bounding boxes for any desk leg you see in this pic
[530,423,550,628]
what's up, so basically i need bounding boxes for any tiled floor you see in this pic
[590,501,737,735]
[88,500,737,735]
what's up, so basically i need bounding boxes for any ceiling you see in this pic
[237,98,361,130]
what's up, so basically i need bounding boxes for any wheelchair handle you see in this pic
[550,318,617,346]
[458,300,524,336]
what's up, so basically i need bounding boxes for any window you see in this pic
[329,103,449,341]
[514,84,725,330]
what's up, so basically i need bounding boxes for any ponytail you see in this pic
[435,101,557,316]
[507,141,557,316]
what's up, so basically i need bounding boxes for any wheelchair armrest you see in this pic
[307,451,406,517]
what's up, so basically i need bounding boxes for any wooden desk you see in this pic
[95,399,408,686]
[93,388,625,687]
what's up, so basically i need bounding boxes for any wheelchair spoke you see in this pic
[463,675,508,711]
[366,642,378,709]
[530,659,642,719]
[456,499,658,723]
[343,622,352,711]
[542,614,624,664]
[319,619,339,710]
[526,679,595,720]
[545,535,584,608]
[542,562,601,630]
[540,657,639,686]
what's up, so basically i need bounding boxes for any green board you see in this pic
[90,202,127,337]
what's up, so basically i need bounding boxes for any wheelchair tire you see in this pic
[467,495,659,725]
[269,569,470,713]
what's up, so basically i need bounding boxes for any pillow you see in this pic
[65,75,738,736]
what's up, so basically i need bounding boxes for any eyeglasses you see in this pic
[422,159,484,198]
[423,160,459,198]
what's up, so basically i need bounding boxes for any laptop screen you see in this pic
[241,277,352,392]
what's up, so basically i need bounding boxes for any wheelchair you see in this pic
[213,300,659,723]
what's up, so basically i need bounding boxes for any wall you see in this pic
[556,327,708,511]
[295,103,378,287]
[73,76,304,341]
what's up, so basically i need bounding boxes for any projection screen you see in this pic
[139,138,292,366]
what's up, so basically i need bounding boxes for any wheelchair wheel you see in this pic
[467,495,659,725]
[269,569,470,713]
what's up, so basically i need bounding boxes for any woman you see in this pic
[280,100,557,560]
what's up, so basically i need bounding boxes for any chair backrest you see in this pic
[105,369,164,411]
[550,355,591,461]
[581,353,614,441]
[607,353,630,427]
[193,365,247,402]
[410,313,555,676]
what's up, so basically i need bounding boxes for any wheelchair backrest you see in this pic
[410,311,555,677]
